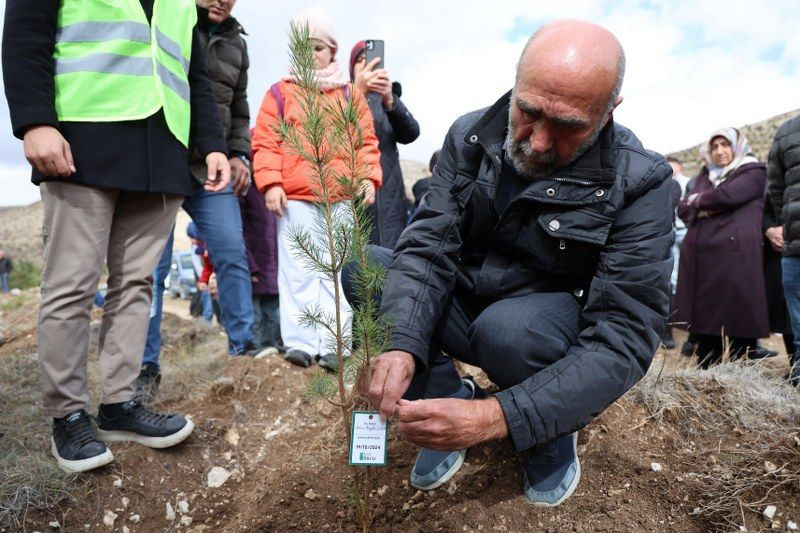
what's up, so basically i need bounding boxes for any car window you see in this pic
[180,255,194,270]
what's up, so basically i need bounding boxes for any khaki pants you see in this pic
[38,182,182,418]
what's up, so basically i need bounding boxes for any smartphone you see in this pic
[364,39,385,70]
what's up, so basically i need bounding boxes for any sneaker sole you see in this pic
[524,436,582,508]
[96,418,195,449]
[410,449,466,491]
[51,438,114,473]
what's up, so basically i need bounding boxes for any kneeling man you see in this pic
[346,19,673,506]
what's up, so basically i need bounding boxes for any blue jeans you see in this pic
[782,257,800,360]
[142,186,254,368]
[0,272,9,293]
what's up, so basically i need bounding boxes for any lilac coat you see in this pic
[675,162,769,338]
[239,185,278,295]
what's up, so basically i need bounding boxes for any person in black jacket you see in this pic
[2,0,230,473]
[344,20,672,506]
[349,41,421,249]
[767,113,800,385]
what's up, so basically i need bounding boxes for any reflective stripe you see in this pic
[55,53,152,76]
[56,21,151,44]
[155,28,190,75]
[157,64,190,102]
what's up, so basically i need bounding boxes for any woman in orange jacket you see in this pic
[252,9,382,369]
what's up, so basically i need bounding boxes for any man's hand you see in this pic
[766,225,785,252]
[395,396,509,450]
[361,350,415,421]
[229,156,251,195]
[205,152,231,192]
[265,186,288,216]
[360,180,376,205]
[23,125,76,177]
[197,281,208,291]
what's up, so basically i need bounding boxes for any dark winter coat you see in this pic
[238,185,278,296]
[189,11,250,183]
[675,163,769,338]
[0,257,12,274]
[2,0,226,196]
[380,91,674,452]
[768,114,800,258]
[763,194,792,335]
[365,83,420,249]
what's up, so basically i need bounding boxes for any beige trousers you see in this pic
[38,182,182,418]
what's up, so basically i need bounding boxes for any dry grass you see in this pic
[633,362,800,530]
[0,294,227,528]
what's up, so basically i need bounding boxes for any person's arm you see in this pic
[767,135,787,225]
[188,28,227,158]
[2,0,60,138]
[227,38,251,158]
[691,165,766,211]
[385,94,420,145]
[495,161,674,452]
[379,122,466,368]
[251,85,284,193]
[354,90,383,190]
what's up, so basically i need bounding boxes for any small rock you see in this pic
[304,489,316,500]
[402,503,410,512]
[122,527,130,533]
[207,467,231,488]
[651,462,663,472]
[765,461,780,473]
[447,482,458,495]
[178,499,190,514]
[166,502,176,521]
[765,505,778,520]
[48,521,60,529]
[103,510,118,528]
[129,514,141,523]
[739,527,748,532]
[225,428,240,447]
[121,497,129,508]
[376,485,388,497]
[788,521,798,531]
[180,516,193,527]
[222,451,233,462]
[112,477,123,489]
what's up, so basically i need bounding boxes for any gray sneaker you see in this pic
[409,378,484,490]
[523,432,581,507]
[285,348,314,368]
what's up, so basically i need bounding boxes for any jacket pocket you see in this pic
[537,208,614,275]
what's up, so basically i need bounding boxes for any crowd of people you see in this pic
[2,0,797,511]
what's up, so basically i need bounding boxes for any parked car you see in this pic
[168,250,197,299]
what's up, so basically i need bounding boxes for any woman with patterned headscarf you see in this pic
[674,128,770,368]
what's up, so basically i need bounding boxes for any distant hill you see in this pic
[667,109,800,177]
[0,160,432,267]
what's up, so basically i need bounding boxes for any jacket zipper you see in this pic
[554,177,593,187]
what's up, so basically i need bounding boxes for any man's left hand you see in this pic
[394,397,509,450]
[205,152,231,192]
[230,156,251,195]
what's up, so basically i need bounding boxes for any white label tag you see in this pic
[349,411,387,466]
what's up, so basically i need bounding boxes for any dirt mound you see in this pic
[3,292,799,532]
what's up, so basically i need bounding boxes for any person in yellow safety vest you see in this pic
[2,0,231,474]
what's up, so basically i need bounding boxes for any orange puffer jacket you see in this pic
[252,80,382,202]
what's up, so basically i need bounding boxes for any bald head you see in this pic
[505,20,625,179]
[517,19,625,114]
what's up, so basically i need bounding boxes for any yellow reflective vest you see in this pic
[53,0,196,147]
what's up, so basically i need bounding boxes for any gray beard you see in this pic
[505,114,606,180]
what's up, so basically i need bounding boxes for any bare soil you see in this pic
[2,290,798,532]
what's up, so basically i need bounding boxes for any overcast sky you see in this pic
[1,0,798,206]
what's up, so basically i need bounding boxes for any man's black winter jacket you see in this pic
[768,114,800,258]
[381,91,674,452]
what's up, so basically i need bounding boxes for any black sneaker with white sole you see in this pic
[51,409,114,473]
[96,400,194,449]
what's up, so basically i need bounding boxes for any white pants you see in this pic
[278,200,352,356]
